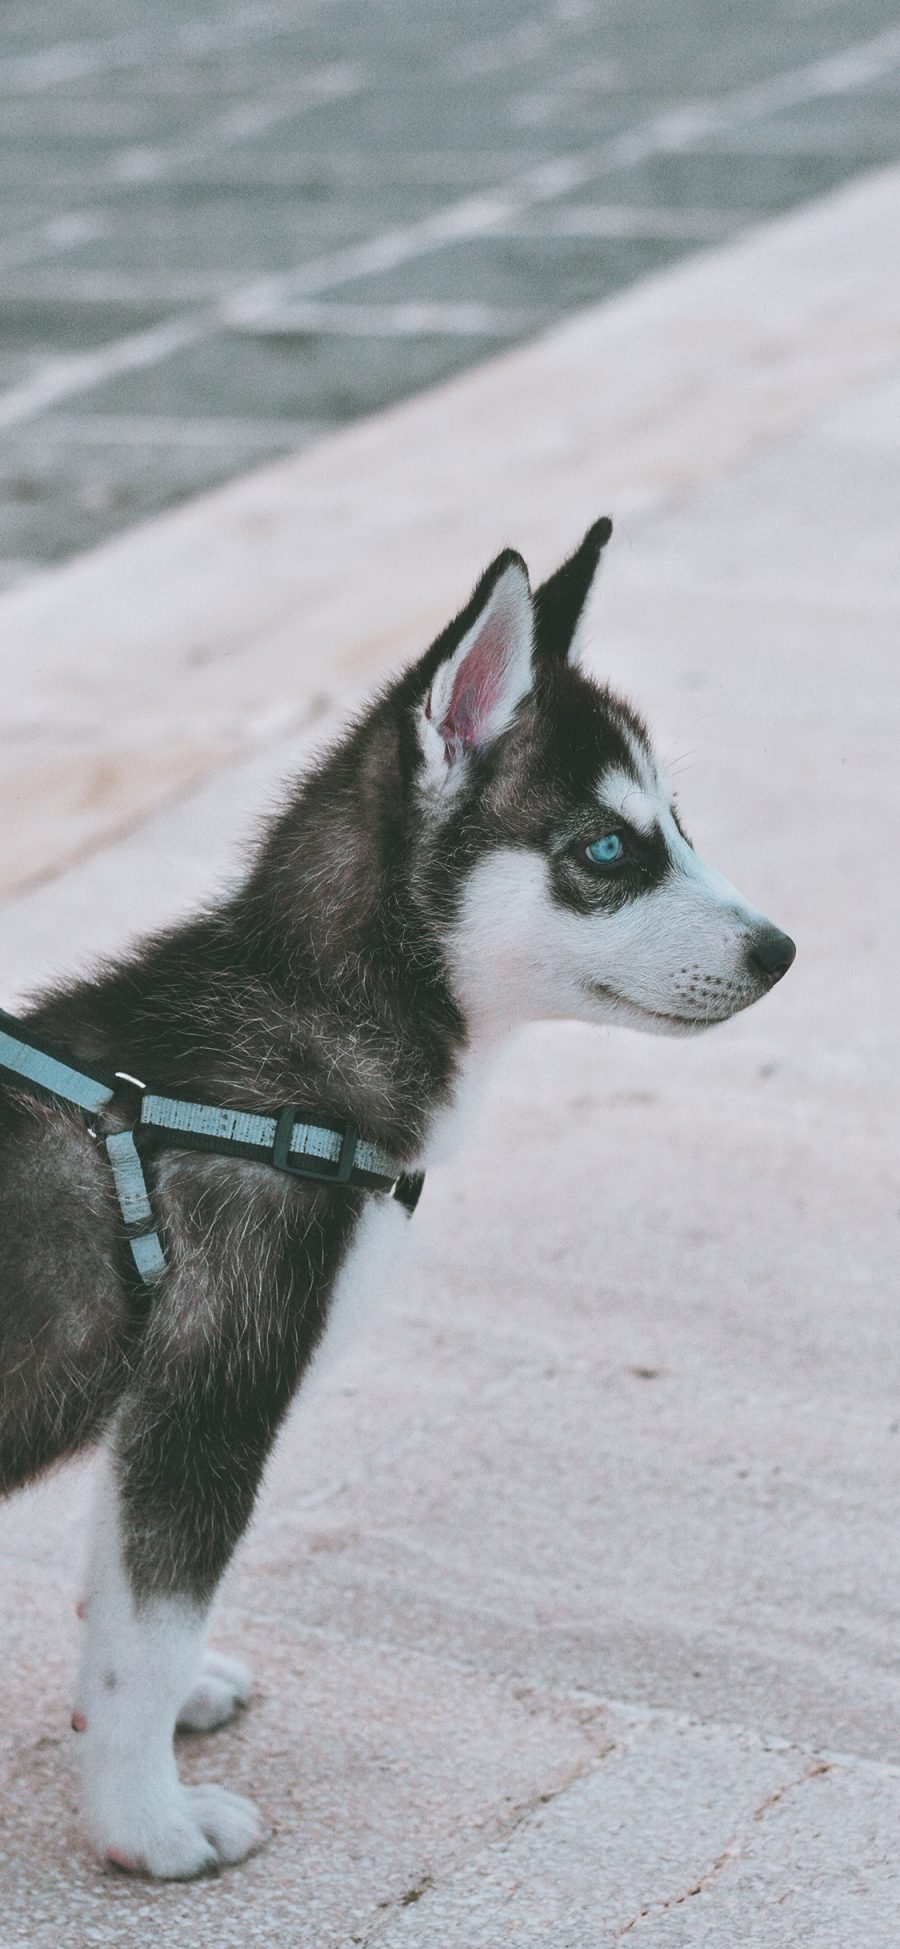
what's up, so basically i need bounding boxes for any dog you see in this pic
[0,518,795,1877]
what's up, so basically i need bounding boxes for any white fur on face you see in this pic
[445,819,775,1043]
[597,766,658,833]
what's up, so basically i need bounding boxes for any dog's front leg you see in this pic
[74,1440,267,1879]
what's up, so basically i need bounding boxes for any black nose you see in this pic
[746,924,796,984]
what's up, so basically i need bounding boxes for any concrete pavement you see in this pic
[4,0,900,587]
[0,166,899,1944]
[3,158,900,908]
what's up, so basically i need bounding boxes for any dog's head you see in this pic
[409,520,795,1039]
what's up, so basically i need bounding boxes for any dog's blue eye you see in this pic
[586,833,623,864]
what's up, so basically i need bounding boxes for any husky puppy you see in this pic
[0,520,794,1877]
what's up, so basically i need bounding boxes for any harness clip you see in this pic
[271,1108,358,1184]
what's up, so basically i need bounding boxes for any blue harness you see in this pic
[0,1008,423,1291]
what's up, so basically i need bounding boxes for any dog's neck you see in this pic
[238,725,494,1162]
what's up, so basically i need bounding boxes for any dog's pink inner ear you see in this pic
[423,554,533,772]
[438,623,509,753]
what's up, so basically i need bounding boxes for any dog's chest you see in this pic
[304,1047,498,1389]
[305,1193,411,1392]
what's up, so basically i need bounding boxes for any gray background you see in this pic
[2,0,900,585]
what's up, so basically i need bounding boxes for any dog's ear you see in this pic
[418,550,533,789]
[533,516,612,666]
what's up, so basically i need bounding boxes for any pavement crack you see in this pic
[353,1714,650,1947]
[613,1756,833,1938]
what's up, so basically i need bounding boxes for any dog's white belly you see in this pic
[306,1192,411,1391]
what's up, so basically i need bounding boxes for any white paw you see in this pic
[177,1650,252,1733]
[103,1781,267,1879]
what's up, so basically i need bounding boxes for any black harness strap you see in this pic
[0,1009,424,1290]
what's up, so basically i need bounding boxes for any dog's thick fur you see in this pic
[0,521,794,1876]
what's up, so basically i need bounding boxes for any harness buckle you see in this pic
[271,1107,358,1184]
[115,1069,146,1093]
[85,1067,146,1141]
